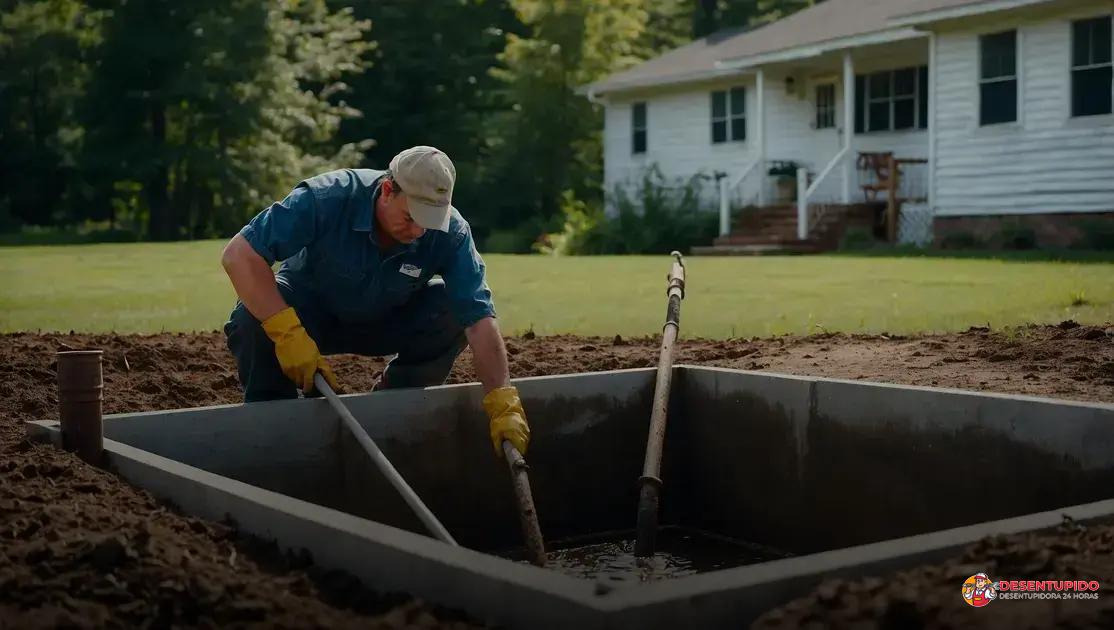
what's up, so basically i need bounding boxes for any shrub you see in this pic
[539,165,718,255]
[998,221,1037,250]
[839,227,877,250]
[937,230,982,250]
[1074,219,1114,251]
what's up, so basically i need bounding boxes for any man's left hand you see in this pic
[483,385,530,458]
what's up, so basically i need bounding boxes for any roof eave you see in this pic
[715,27,928,71]
[889,0,1058,27]
[581,67,751,99]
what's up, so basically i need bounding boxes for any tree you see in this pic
[479,0,668,246]
[80,0,371,240]
[0,0,103,228]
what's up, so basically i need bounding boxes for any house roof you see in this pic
[586,0,1036,97]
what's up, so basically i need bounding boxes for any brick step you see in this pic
[692,242,824,256]
[715,234,803,246]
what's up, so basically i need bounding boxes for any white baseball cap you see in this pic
[388,146,455,232]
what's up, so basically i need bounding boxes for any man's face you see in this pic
[976,577,987,588]
[379,179,426,244]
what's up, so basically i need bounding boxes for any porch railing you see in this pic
[796,146,850,240]
[717,159,765,236]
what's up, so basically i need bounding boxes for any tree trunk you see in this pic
[146,102,172,241]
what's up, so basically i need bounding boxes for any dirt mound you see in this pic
[1,323,1112,628]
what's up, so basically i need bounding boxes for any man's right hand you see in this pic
[260,306,339,394]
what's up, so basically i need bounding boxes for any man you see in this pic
[220,146,529,458]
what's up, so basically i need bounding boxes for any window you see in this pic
[979,30,1018,125]
[632,102,647,154]
[1072,16,1112,117]
[853,66,929,133]
[711,87,746,143]
[815,84,836,129]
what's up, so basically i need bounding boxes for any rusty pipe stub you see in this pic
[56,350,104,465]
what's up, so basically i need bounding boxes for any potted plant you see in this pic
[767,160,801,202]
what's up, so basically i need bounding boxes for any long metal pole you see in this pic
[635,251,686,557]
[314,373,457,546]
[502,441,546,566]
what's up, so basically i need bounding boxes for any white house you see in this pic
[584,0,1114,251]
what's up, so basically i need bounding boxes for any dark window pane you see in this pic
[1073,19,1092,66]
[855,75,865,133]
[712,120,727,143]
[711,91,726,118]
[869,71,891,99]
[731,117,746,141]
[1073,66,1113,117]
[918,66,929,129]
[894,68,916,95]
[869,102,890,131]
[633,130,646,154]
[729,87,746,115]
[980,79,1017,124]
[1097,17,1113,64]
[894,99,915,130]
[632,102,646,128]
[981,31,1016,79]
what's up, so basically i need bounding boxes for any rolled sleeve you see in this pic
[440,224,496,328]
[239,186,318,265]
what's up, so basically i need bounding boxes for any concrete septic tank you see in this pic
[27,366,1114,629]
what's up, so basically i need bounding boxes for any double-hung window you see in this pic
[815,84,836,129]
[632,102,647,154]
[979,30,1018,125]
[711,87,746,143]
[1071,16,1112,117]
[853,66,929,132]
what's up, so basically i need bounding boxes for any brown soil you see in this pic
[2,322,1113,628]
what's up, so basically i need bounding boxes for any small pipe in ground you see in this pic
[56,350,105,465]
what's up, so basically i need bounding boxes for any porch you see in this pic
[693,35,934,254]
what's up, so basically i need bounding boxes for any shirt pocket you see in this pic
[380,265,427,307]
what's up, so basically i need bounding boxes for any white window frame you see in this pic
[1070,14,1113,118]
[631,102,647,155]
[711,87,746,144]
[977,28,1021,127]
[861,67,926,133]
[815,83,836,129]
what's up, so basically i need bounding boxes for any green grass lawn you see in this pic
[1,240,1111,338]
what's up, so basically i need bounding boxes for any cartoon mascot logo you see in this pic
[962,572,998,607]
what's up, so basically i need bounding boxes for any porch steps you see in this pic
[692,201,883,256]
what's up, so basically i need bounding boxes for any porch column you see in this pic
[756,69,766,206]
[927,32,936,212]
[841,51,855,204]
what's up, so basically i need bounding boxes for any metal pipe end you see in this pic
[56,349,105,466]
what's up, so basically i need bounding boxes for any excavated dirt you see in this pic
[2,322,1113,628]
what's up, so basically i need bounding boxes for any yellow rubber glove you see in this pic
[260,307,339,395]
[482,386,530,458]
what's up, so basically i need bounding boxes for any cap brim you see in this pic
[409,199,452,232]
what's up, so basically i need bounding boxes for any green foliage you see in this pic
[1075,220,1114,251]
[78,0,371,241]
[938,231,983,250]
[998,222,1037,250]
[0,0,823,245]
[539,165,718,255]
[0,0,103,226]
[839,227,878,251]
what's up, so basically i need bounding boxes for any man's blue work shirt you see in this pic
[239,168,496,327]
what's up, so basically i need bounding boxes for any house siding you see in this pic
[603,65,930,210]
[933,9,1114,217]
